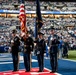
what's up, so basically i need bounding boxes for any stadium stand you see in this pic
[0,1,76,52]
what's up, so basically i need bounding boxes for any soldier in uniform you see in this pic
[11,29,20,72]
[48,27,60,73]
[21,31,34,72]
[36,32,46,72]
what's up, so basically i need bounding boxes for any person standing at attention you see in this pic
[35,32,46,72]
[11,29,20,72]
[21,31,34,72]
[48,27,60,73]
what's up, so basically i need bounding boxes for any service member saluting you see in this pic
[48,27,60,73]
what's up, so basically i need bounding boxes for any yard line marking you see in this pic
[62,59,76,62]
[0,59,37,64]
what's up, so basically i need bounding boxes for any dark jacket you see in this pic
[48,34,60,53]
[23,37,34,53]
[36,39,46,54]
[11,36,20,54]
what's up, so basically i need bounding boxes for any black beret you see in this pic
[12,29,17,34]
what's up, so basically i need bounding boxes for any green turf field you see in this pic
[68,50,76,60]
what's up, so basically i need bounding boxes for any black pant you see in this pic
[37,53,44,71]
[50,53,58,72]
[23,53,31,71]
[12,52,19,71]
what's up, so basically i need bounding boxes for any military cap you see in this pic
[38,32,44,35]
[50,27,55,30]
[12,29,17,34]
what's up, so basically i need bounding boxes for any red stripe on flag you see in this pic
[19,4,28,36]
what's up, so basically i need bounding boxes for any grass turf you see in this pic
[68,50,76,60]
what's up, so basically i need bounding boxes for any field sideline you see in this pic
[67,50,76,60]
[0,52,76,75]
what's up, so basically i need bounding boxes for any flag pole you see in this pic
[19,0,32,71]
[36,0,43,37]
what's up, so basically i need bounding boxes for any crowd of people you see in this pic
[0,23,76,50]
[0,1,76,73]
[0,0,76,11]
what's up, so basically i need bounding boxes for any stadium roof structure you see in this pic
[24,0,75,2]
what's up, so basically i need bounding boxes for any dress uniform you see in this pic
[36,32,46,72]
[48,28,60,73]
[11,29,20,72]
[21,31,34,72]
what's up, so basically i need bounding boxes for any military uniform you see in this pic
[22,35,34,72]
[48,29,60,73]
[11,30,20,71]
[36,32,46,72]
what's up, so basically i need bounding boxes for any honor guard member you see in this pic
[48,27,60,73]
[21,31,34,72]
[36,32,46,72]
[11,29,20,72]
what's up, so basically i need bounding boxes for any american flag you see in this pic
[19,2,27,36]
